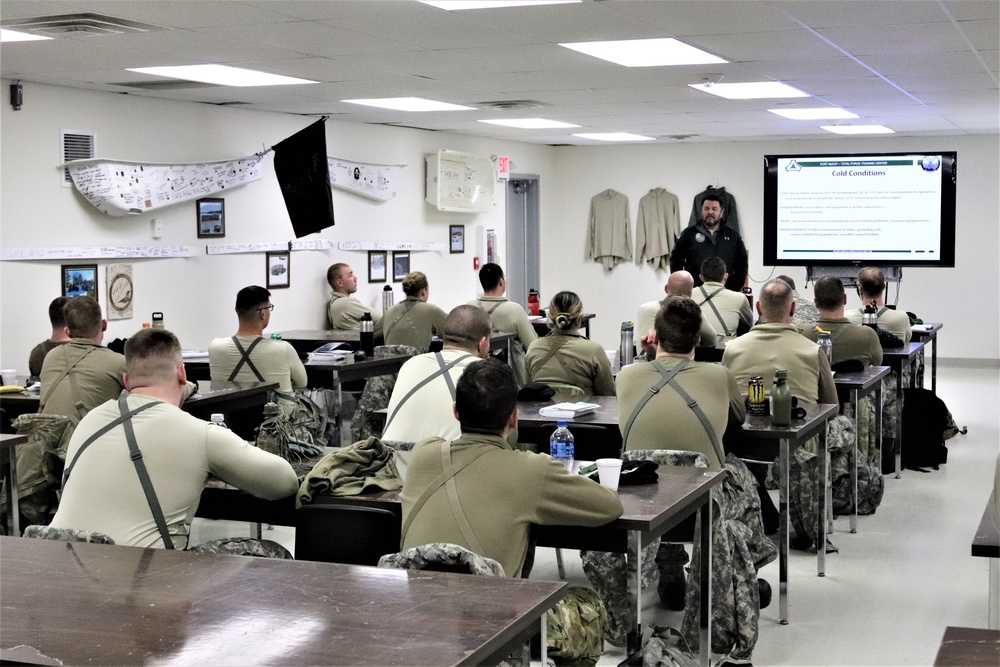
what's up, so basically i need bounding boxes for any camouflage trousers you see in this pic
[188,537,292,559]
[582,456,775,660]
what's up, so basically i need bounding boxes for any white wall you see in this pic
[2,81,997,369]
[0,81,555,371]
[544,136,1000,362]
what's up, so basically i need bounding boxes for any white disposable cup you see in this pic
[605,349,616,369]
[0,369,16,386]
[596,458,623,492]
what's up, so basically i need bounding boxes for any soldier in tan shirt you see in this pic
[468,263,536,387]
[382,272,447,353]
[326,262,383,338]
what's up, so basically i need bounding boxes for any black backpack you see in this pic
[901,388,949,470]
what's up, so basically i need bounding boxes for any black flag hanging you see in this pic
[272,118,334,238]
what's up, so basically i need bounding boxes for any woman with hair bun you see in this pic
[382,272,447,352]
[525,291,614,396]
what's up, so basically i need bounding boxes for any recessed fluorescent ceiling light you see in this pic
[560,38,726,67]
[478,118,580,129]
[689,82,808,99]
[343,97,475,112]
[421,1,580,9]
[0,28,53,42]
[573,132,655,142]
[821,124,894,135]
[126,64,315,87]
[769,107,858,120]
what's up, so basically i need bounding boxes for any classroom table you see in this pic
[517,394,621,460]
[279,329,516,357]
[0,536,567,667]
[881,341,926,478]
[735,402,839,625]
[910,322,943,393]
[287,464,724,665]
[833,365,890,533]
[933,626,1000,666]
[531,313,595,339]
[0,380,278,441]
[972,487,999,628]
[0,433,26,537]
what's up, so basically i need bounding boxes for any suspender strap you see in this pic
[383,300,418,342]
[621,359,689,446]
[697,286,731,336]
[660,368,725,466]
[382,353,473,433]
[400,443,493,543]
[117,395,174,550]
[531,335,570,377]
[479,300,503,316]
[39,346,97,412]
[229,336,265,382]
[440,441,485,555]
[829,326,849,345]
[62,394,161,487]
[877,307,888,318]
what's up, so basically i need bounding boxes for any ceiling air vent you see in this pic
[61,130,95,187]
[662,134,699,141]
[114,81,217,91]
[477,100,546,111]
[2,13,164,37]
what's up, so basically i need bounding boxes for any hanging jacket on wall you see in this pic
[635,187,681,271]
[585,189,632,271]
[688,185,741,236]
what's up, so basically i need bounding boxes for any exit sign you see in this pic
[497,156,509,180]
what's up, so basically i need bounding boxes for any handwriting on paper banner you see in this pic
[65,156,265,217]
[328,157,404,202]
[1,245,198,261]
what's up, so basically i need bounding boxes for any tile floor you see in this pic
[190,365,999,666]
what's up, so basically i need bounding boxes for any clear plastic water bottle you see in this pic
[209,413,229,429]
[550,420,575,471]
[817,331,833,364]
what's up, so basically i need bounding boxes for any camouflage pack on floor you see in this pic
[3,413,76,526]
[546,585,608,666]
[351,344,419,442]
[378,542,506,576]
[643,625,699,667]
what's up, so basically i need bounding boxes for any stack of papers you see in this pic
[308,342,351,363]
[181,350,209,360]
[538,402,600,419]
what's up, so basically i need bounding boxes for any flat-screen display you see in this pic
[763,152,956,267]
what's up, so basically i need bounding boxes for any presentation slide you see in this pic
[775,154,945,261]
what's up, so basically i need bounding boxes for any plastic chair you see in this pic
[23,524,115,544]
[294,504,401,565]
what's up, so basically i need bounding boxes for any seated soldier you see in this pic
[28,296,71,384]
[468,263,537,387]
[526,290,614,396]
[635,271,718,349]
[209,286,307,410]
[694,257,752,340]
[382,271,447,353]
[50,328,298,549]
[39,296,126,421]
[400,358,623,578]
[800,276,883,366]
[327,262,383,338]
[382,305,489,443]
[845,266,912,344]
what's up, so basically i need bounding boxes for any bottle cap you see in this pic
[557,420,568,427]
[210,413,225,422]
[142,322,151,328]
[270,333,282,340]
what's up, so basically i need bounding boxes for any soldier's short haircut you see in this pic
[326,262,349,288]
[700,257,727,283]
[443,305,491,351]
[758,279,794,320]
[654,296,702,354]
[48,296,71,328]
[478,263,504,291]
[455,358,517,435]
[857,267,886,298]
[235,285,271,322]
[814,276,846,311]
[63,296,103,338]
[125,327,182,383]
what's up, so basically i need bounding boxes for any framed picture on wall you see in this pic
[266,251,290,289]
[196,198,225,238]
[392,251,410,282]
[369,251,387,283]
[449,224,465,253]
[62,264,98,300]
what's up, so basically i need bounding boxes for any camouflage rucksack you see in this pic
[4,413,76,526]
[547,585,608,666]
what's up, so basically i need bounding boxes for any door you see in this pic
[505,175,540,309]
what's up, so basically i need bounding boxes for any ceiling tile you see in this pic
[817,22,975,55]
